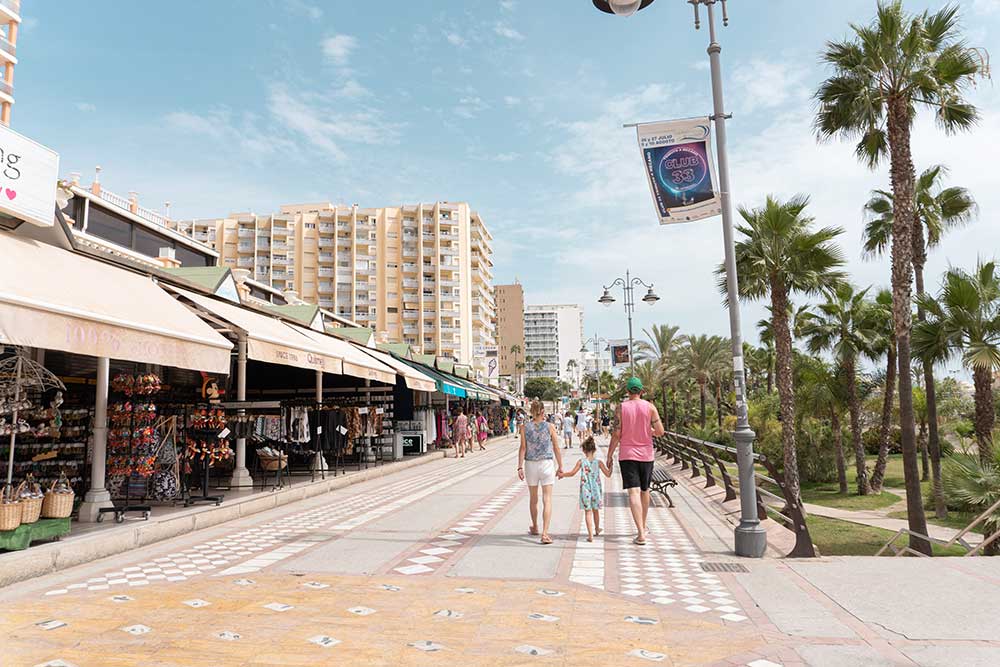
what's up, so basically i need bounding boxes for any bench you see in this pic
[651,463,677,507]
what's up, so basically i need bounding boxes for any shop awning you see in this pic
[0,233,233,374]
[167,286,343,374]
[359,347,436,393]
[446,374,493,401]
[400,359,466,397]
[283,323,396,385]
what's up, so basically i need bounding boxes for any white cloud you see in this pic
[973,0,1000,14]
[164,109,297,163]
[495,152,519,162]
[504,96,522,107]
[456,96,490,119]
[494,23,525,41]
[500,0,517,10]
[446,32,467,47]
[731,58,809,115]
[691,60,710,71]
[337,80,370,99]
[283,0,322,20]
[75,102,96,113]
[322,34,358,66]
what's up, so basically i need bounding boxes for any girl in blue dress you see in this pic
[561,436,612,541]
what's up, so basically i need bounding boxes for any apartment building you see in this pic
[170,201,495,371]
[524,304,584,382]
[495,283,525,389]
[0,0,20,125]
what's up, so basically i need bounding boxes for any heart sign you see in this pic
[5,188,14,200]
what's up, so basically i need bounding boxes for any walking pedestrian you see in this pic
[517,400,564,545]
[606,377,665,545]
[477,411,489,450]
[454,407,470,459]
[561,412,575,449]
[467,410,478,455]
[560,436,611,541]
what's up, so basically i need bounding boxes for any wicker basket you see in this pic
[41,481,75,519]
[0,483,21,532]
[259,455,288,472]
[19,496,42,524]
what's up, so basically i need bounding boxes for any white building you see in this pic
[524,304,584,383]
[582,350,612,377]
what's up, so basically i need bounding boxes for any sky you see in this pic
[16,0,1000,364]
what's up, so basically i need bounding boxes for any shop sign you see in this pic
[402,433,423,453]
[0,125,59,228]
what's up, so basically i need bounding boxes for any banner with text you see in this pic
[636,117,721,224]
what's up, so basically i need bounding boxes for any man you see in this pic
[606,377,665,545]
[561,411,575,449]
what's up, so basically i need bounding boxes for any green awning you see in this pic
[399,359,466,397]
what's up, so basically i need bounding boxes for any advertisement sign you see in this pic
[0,125,60,228]
[609,340,631,367]
[636,117,721,224]
[485,345,498,380]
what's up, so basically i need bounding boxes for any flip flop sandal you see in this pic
[540,535,553,545]
[528,527,540,535]
[633,537,646,545]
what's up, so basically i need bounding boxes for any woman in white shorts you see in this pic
[518,400,564,544]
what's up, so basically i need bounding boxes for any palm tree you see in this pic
[864,166,975,509]
[756,318,775,394]
[531,357,545,375]
[796,357,849,494]
[866,289,900,496]
[815,0,981,555]
[914,262,1000,467]
[566,359,579,391]
[510,343,523,392]
[722,195,846,505]
[800,284,879,495]
[680,334,728,428]
[636,324,682,428]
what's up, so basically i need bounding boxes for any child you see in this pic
[560,436,611,541]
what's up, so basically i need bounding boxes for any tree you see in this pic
[531,357,545,375]
[524,376,560,402]
[864,165,975,510]
[566,359,579,389]
[796,356,850,494]
[866,289,901,495]
[722,194,846,506]
[914,262,1000,467]
[800,284,879,495]
[636,324,682,428]
[756,319,775,394]
[680,334,728,428]
[510,343,523,392]
[815,1,980,555]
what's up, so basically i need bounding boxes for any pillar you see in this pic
[78,357,114,522]
[313,369,328,472]
[228,335,254,488]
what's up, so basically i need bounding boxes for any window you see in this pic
[175,245,211,267]
[86,206,132,248]
[387,307,398,313]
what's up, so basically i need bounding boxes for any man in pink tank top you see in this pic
[606,377,665,545]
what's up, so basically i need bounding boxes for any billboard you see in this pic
[636,117,721,224]
[609,340,631,367]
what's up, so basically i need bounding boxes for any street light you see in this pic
[591,0,767,559]
[582,334,609,422]
[597,269,658,377]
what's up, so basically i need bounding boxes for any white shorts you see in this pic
[524,459,556,487]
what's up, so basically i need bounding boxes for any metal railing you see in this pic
[875,496,1000,557]
[659,431,816,558]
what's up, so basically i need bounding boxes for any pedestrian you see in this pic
[559,436,611,542]
[561,411,575,449]
[517,399,564,545]
[516,409,526,435]
[467,410,477,454]
[606,377,665,545]
[477,411,489,450]
[454,407,470,459]
[601,410,611,435]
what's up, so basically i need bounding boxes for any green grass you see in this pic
[805,515,967,557]
[887,509,979,533]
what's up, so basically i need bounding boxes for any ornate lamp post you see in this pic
[597,270,659,377]
[581,334,609,420]
[590,0,767,558]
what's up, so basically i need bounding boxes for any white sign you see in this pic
[0,125,59,228]
[635,117,721,224]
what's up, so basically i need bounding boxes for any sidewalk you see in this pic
[802,502,985,547]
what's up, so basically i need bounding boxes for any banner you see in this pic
[609,340,630,367]
[636,117,721,224]
[0,125,60,228]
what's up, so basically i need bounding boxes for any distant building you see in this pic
[0,1,19,126]
[524,304,584,383]
[495,282,525,390]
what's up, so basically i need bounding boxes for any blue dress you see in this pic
[579,457,603,510]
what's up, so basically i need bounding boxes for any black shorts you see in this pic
[619,460,654,491]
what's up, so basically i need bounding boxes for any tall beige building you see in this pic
[495,283,525,390]
[0,0,20,126]
[169,202,495,370]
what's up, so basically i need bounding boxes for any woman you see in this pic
[477,411,489,451]
[467,409,478,454]
[517,400,564,544]
[454,407,470,458]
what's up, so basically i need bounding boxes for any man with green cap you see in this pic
[606,376,665,545]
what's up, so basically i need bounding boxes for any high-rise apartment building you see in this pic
[495,283,525,389]
[524,304,584,382]
[0,0,20,126]
[169,201,495,371]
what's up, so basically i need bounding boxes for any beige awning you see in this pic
[361,347,436,393]
[167,286,343,374]
[0,233,233,373]
[285,323,396,385]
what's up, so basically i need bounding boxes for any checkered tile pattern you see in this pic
[609,492,748,624]
[45,448,517,597]
[392,480,523,575]
[569,515,605,590]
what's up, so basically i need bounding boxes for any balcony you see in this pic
[402,246,417,258]
[403,279,418,289]
[237,257,254,268]
[272,257,289,266]
[319,223,335,233]
[318,238,334,248]
[272,241,288,251]
[319,298,335,308]
[272,270,287,280]
[403,310,419,319]
[238,228,254,238]
[404,326,418,334]
[237,243,253,253]
[402,263,417,273]
[318,282,333,293]
[319,253,334,262]
[318,267,334,278]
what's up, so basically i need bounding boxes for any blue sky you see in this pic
[17,0,1000,358]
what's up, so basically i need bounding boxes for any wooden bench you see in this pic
[651,463,677,507]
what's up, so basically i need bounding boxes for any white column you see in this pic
[313,370,328,472]
[228,335,254,488]
[78,357,114,522]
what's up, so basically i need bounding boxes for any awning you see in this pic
[284,323,395,385]
[360,348,436,393]
[0,233,233,374]
[400,359,466,397]
[167,286,343,374]
[446,374,492,401]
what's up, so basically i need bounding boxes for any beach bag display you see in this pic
[151,469,178,501]
[18,475,43,524]
[41,473,75,519]
[0,483,21,531]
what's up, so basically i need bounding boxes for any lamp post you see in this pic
[598,269,659,377]
[591,0,767,558]
[581,334,608,421]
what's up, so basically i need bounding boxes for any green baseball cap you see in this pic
[627,377,643,393]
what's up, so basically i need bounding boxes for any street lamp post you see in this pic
[591,0,767,558]
[581,334,608,421]
[598,269,659,377]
